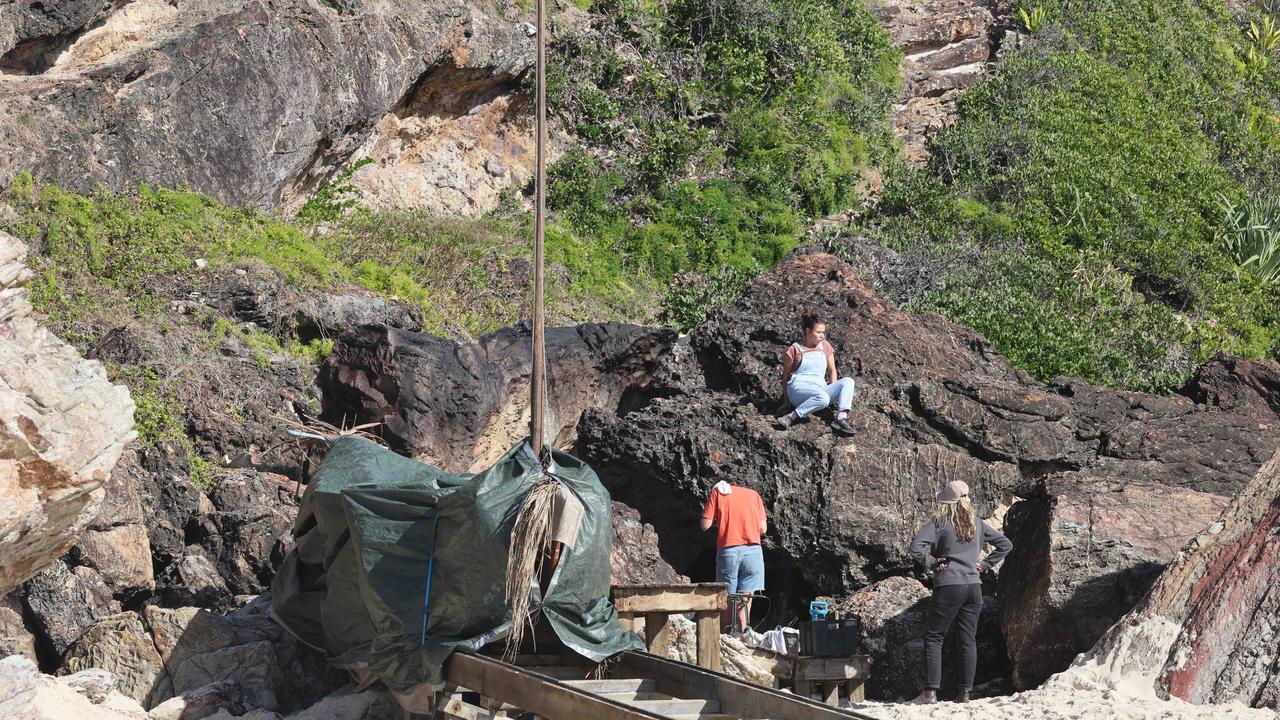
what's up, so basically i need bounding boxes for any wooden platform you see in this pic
[434,650,877,720]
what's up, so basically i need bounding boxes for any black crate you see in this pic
[800,618,860,657]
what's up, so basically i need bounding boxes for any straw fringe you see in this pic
[503,473,560,658]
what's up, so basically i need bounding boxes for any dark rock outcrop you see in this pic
[573,252,1280,685]
[321,321,678,473]
[1178,353,1280,422]
[23,560,121,661]
[0,0,532,211]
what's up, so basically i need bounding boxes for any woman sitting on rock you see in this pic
[908,480,1013,704]
[773,310,856,436]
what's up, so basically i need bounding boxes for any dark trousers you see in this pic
[924,583,983,690]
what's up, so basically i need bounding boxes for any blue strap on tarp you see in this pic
[421,512,440,645]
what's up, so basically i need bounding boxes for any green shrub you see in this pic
[659,266,756,330]
[860,0,1280,391]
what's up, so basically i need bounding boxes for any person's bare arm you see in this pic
[780,352,796,398]
[759,498,767,534]
[826,343,838,385]
[700,517,714,531]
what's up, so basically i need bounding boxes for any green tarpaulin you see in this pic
[270,435,642,694]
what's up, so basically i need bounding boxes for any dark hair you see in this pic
[801,310,822,332]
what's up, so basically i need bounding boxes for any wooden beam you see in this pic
[445,652,670,720]
[795,656,872,682]
[612,584,728,614]
[613,651,877,720]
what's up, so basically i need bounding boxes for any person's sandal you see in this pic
[831,418,855,436]
[772,414,794,430]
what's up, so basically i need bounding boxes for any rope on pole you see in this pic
[530,0,548,459]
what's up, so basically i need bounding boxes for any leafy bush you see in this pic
[659,266,756,330]
[545,0,899,308]
[858,0,1280,391]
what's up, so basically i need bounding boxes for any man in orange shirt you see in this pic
[700,480,767,632]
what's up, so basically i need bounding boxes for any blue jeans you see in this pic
[716,544,764,594]
[787,377,856,418]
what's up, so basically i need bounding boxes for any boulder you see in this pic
[610,502,688,586]
[835,576,931,700]
[321,321,677,473]
[158,553,231,610]
[203,471,299,596]
[145,681,247,720]
[0,654,148,720]
[144,597,345,711]
[0,592,37,661]
[0,232,136,595]
[275,687,398,720]
[166,641,282,711]
[23,561,121,659]
[61,612,167,705]
[998,478,1228,690]
[71,525,154,600]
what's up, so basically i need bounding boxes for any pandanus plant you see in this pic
[1219,193,1280,286]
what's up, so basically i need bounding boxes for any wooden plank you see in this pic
[618,612,639,635]
[525,665,593,680]
[625,698,720,715]
[822,682,839,707]
[644,611,671,657]
[795,656,871,682]
[563,679,656,694]
[613,651,877,720]
[695,611,721,672]
[612,584,728,613]
[445,652,670,720]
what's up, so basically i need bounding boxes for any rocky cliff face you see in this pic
[1079,452,1280,709]
[0,0,534,216]
[870,0,1018,163]
[0,231,136,596]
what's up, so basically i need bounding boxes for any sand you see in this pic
[846,617,1278,720]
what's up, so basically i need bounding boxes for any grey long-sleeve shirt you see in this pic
[910,516,1013,587]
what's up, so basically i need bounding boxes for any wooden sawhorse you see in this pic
[612,583,728,672]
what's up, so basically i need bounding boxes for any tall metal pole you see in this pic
[529,0,548,459]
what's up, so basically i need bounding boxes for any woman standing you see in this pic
[909,480,1012,703]
[773,310,856,436]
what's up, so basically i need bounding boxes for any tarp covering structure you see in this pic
[270,435,642,698]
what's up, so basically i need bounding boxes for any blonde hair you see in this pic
[932,496,977,543]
